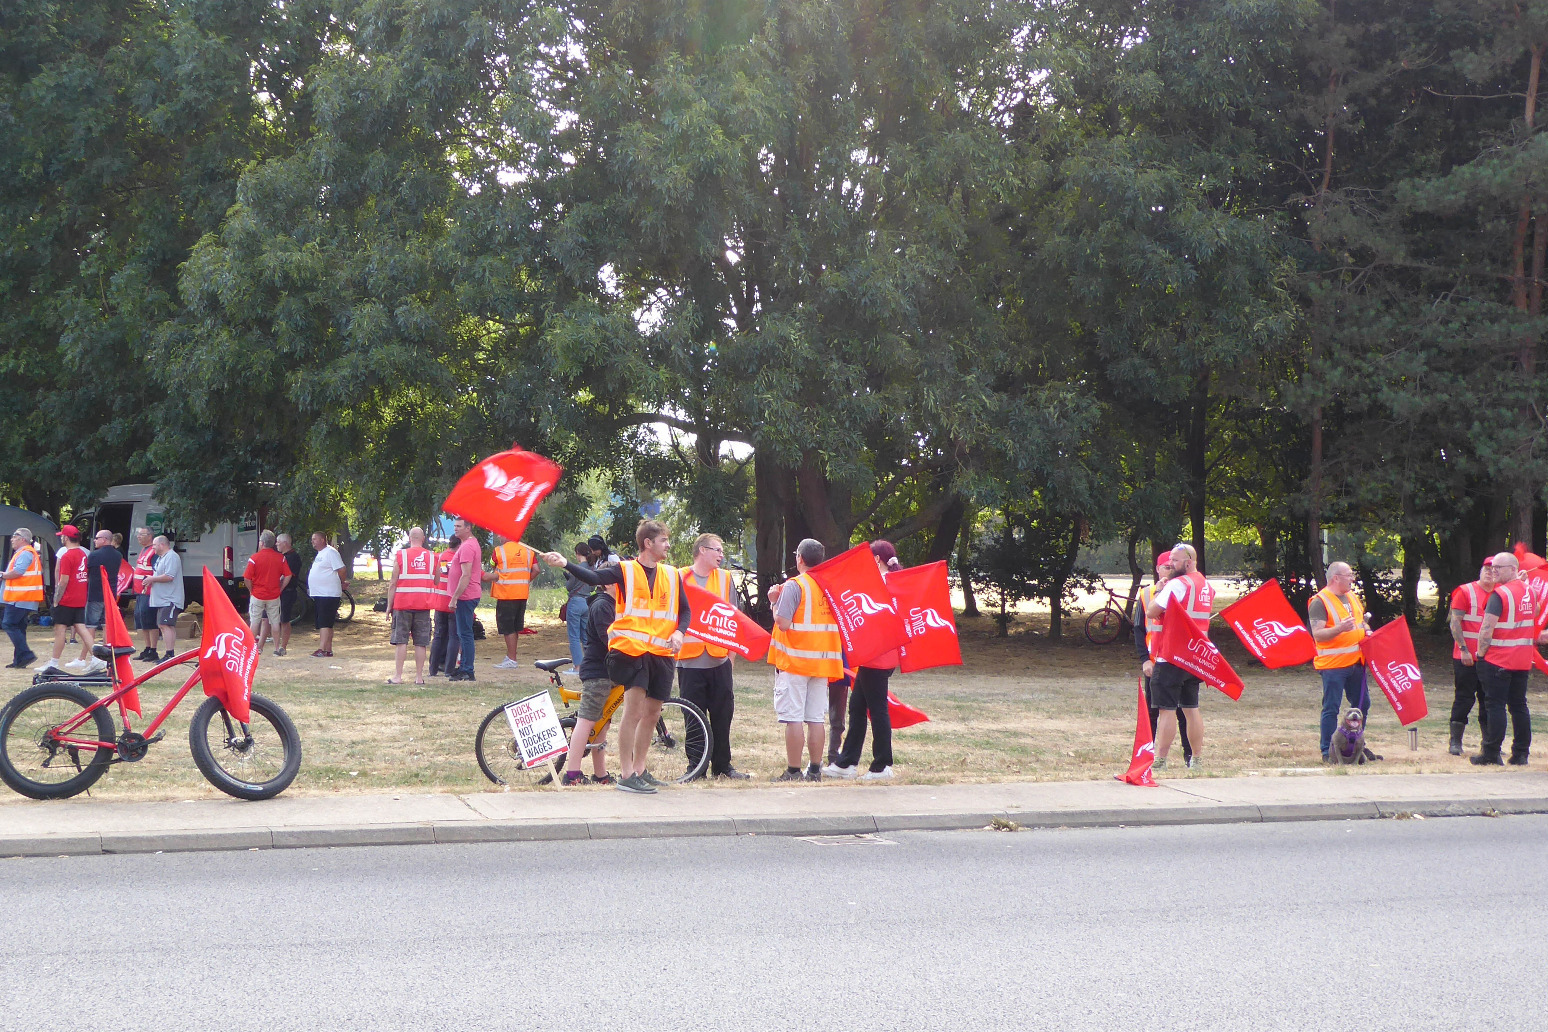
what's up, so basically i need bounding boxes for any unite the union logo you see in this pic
[840,589,896,625]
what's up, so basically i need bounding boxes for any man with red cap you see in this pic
[1134,549,1191,764]
[37,524,100,674]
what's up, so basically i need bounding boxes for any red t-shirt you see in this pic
[244,548,289,601]
[58,546,88,607]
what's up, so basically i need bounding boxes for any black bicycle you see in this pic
[287,586,356,627]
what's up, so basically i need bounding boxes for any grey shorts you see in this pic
[156,605,182,629]
[390,608,432,647]
[578,676,615,723]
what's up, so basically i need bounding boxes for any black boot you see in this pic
[1509,750,1529,766]
[1470,748,1504,766]
[1449,721,1466,756]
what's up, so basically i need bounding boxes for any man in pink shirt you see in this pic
[443,518,483,682]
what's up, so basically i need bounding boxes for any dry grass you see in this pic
[1,579,1541,802]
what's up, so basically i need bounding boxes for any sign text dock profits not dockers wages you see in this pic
[503,690,568,767]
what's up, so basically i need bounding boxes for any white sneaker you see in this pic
[63,658,88,672]
[822,763,858,779]
[494,658,521,669]
[34,658,62,673]
[860,767,894,781]
[84,658,108,675]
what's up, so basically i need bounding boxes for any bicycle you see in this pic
[727,562,772,630]
[475,658,711,788]
[289,586,356,627]
[0,643,302,801]
[1083,584,1138,645]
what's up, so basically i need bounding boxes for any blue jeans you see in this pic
[565,595,589,669]
[3,604,34,665]
[455,599,478,676]
[1319,665,1369,756]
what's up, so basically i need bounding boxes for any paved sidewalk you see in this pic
[3,770,1546,856]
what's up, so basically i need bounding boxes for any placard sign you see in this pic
[503,690,568,768]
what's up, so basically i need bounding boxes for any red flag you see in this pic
[441,445,563,543]
[1116,675,1158,786]
[683,580,772,662]
[197,567,258,723]
[1359,616,1428,727]
[805,544,908,668]
[1218,579,1317,668]
[1156,603,1244,700]
[889,561,962,673]
[886,692,930,729]
[99,569,141,716]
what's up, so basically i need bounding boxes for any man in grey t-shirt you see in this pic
[676,533,750,780]
[145,536,185,660]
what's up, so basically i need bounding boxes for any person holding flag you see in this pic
[767,538,844,782]
[676,533,751,781]
[1447,559,1495,755]
[542,520,690,795]
[1144,543,1211,770]
[824,540,904,781]
[1309,562,1372,763]
[1472,551,1533,766]
[1134,549,1191,766]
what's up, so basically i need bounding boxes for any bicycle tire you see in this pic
[188,692,302,801]
[475,704,559,787]
[1084,607,1125,646]
[654,697,711,784]
[339,589,355,624]
[0,683,116,800]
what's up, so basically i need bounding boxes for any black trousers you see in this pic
[828,676,849,764]
[678,662,735,775]
[428,610,460,676]
[838,667,894,772]
[1144,674,1192,760]
[1478,661,1532,756]
[1449,658,1489,734]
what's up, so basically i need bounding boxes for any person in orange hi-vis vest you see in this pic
[543,519,689,795]
[767,538,844,782]
[1310,561,1373,763]
[1447,558,1496,755]
[388,527,437,686]
[1,527,44,668]
[676,532,751,781]
[484,533,540,669]
[1472,551,1534,766]
[1144,542,1213,770]
[1135,549,1191,764]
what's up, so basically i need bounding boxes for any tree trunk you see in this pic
[1124,532,1143,620]
[1256,523,1278,580]
[1509,45,1544,545]
[1046,519,1083,642]
[925,494,965,563]
[1400,535,1422,624]
[1187,372,1209,573]
[958,512,978,617]
[795,450,846,557]
[754,454,787,603]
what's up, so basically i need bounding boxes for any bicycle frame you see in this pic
[44,649,203,752]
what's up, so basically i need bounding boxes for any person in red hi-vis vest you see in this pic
[1135,549,1191,765]
[388,527,437,686]
[1472,551,1534,766]
[1310,561,1372,763]
[1447,558,1495,755]
[1143,542,1212,770]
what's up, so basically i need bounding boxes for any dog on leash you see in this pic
[1328,707,1367,765]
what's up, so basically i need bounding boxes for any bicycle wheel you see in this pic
[189,692,302,800]
[475,704,559,787]
[0,683,116,800]
[1084,607,1125,645]
[338,589,356,624]
[654,697,711,784]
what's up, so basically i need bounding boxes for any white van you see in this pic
[80,484,258,607]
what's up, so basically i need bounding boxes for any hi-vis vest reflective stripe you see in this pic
[608,560,680,657]
[430,550,455,614]
[1452,580,1487,660]
[1140,582,1162,659]
[392,547,437,611]
[1313,588,1366,670]
[768,573,843,679]
[1484,578,1537,671]
[134,546,156,593]
[1178,571,1213,633]
[491,542,535,600]
[2,545,43,604]
[678,567,731,661]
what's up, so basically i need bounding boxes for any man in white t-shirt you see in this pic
[308,531,348,658]
[1142,542,1213,770]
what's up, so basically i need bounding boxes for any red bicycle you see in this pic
[0,642,301,801]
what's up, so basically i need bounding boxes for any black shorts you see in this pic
[53,605,85,627]
[280,592,297,625]
[495,598,528,636]
[1150,663,1201,710]
[607,650,675,701]
[313,595,341,630]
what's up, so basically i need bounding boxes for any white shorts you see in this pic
[774,671,829,724]
[249,596,283,625]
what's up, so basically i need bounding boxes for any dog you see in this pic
[1328,707,1366,765]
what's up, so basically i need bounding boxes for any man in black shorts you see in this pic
[1143,543,1212,770]
[543,520,689,795]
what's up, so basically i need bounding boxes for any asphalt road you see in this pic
[3,816,1544,1032]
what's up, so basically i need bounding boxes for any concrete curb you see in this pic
[5,796,1548,857]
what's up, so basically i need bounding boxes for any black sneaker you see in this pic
[639,770,666,787]
[561,770,590,786]
[135,648,157,663]
[682,768,707,783]
[772,768,804,782]
[805,766,823,782]
[615,774,656,794]
[162,651,177,662]
[591,772,617,785]
[715,768,752,780]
